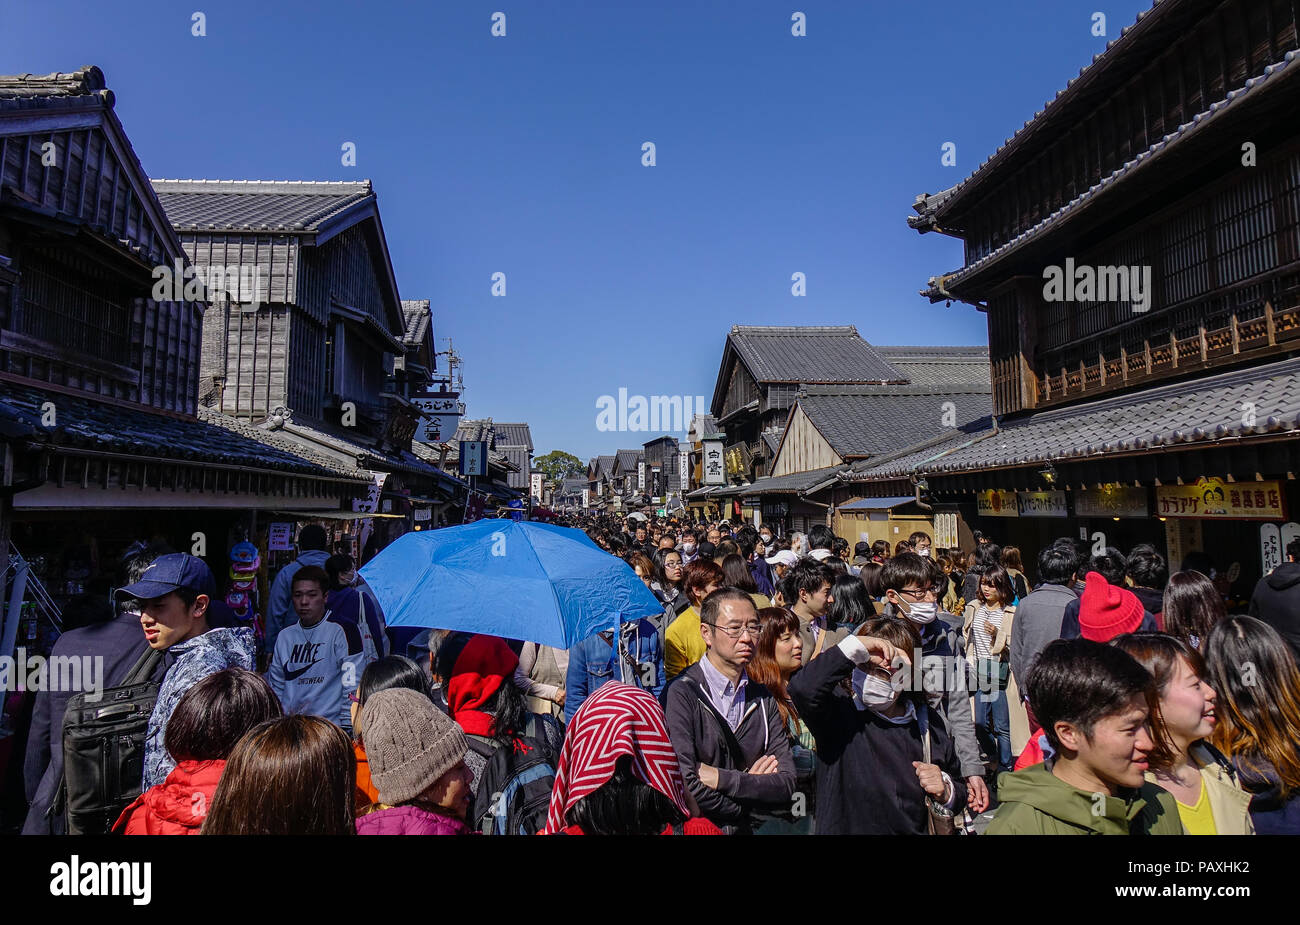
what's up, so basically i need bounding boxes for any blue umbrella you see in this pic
[359,519,663,649]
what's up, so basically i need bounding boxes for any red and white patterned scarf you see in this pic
[542,682,689,833]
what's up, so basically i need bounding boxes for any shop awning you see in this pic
[837,496,917,511]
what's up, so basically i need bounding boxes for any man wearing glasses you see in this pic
[665,588,796,834]
[880,553,990,814]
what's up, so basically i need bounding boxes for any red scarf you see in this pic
[542,682,690,833]
[446,635,519,737]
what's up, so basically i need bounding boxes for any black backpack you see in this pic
[54,647,163,835]
[465,714,558,836]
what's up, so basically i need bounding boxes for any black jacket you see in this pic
[788,645,967,834]
[664,660,795,834]
[1250,562,1300,662]
[22,611,167,834]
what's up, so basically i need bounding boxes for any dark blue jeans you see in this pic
[975,687,1013,773]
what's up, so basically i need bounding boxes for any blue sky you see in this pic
[4,0,1151,461]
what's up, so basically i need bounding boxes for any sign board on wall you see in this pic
[1017,491,1068,518]
[637,462,646,493]
[268,522,294,551]
[581,489,590,508]
[976,489,1018,517]
[679,452,690,491]
[1156,477,1285,520]
[1074,485,1148,518]
[1261,523,1283,575]
[413,507,432,522]
[530,473,543,502]
[702,441,725,486]
[932,512,959,548]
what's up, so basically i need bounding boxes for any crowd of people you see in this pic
[13,513,1300,836]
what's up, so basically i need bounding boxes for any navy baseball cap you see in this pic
[116,553,215,601]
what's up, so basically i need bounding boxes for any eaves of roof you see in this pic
[925,47,1300,301]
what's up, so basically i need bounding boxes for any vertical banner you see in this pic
[1261,523,1283,575]
[702,440,725,485]
[581,489,590,509]
[637,462,646,493]
[529,472,543,502]
[679,451,690,491]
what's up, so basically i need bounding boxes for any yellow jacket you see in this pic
[664,606,706,680]
[1144,743,1255,835]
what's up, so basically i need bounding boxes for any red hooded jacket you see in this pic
[114,759,225,835]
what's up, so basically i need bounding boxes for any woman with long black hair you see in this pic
[827,572,877,632]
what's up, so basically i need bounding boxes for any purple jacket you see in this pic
[355,805,470,835]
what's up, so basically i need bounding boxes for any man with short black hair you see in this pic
[1249,535,1300,661]
[268,565,366,732]
[986,639,1183,834]
[665,588,795,834]
[1124,544,1168,618]
[123,553,256,789]
[807,524,835,561]
[879,552,988,812]
[909,531,933,557]
[267,523,331,657]
[1010,542,1081,690]
[784,558,846,661]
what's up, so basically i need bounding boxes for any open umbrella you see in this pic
[359,519,663,649]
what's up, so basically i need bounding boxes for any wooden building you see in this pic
[0,68,369,629]
[882,0,1300,587]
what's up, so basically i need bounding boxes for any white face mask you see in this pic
[918,548,931,558]
[901,600,939,624]
[852,670,900,712]
[682,542,696,554]
[760,534,772,544]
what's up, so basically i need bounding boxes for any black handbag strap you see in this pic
[123,646,163,686]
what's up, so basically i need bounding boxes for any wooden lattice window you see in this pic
[19,249,129,361]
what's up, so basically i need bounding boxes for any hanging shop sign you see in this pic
[637,462,646,493]
[1156,477,1285,520]
[679,452,690,491]
[1074,485,1149,519]
[702,440,725,486]
[458,441,489,477]
[411,390,461,443]
[413,507,432,523]
[1262,524,1283,574]
[933,511,959,548]
[582,489,590,508]
[1017,491,1068,518]
[976,489,1018,517]
[530,473,543,502]
[268,522,294,551]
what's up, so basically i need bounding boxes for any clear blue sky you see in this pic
[4,0,1151,461]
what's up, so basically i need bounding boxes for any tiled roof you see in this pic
[614,448,643,473]
[276,421,444,479]
[595,455,616,478]
[873,347,991,389]
[150,179,375,233]
[688,413,722,441]
[913,0,1181,224]
[454,419,495,446]
[0,66,115,112]
[493,423,533,451]
[761,432,782,456]
[727,325,905,384]
[0,380,366,481]
[739,465,845,497]
[798,388,994,459]
[923,47,1300,299]
[399,300,431,347]
[849,356,1300,481]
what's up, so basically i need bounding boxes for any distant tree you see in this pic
[535,450,585,486]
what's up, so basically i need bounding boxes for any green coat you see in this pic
[986,763,1186,835]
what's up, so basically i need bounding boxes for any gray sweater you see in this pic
[1009,583,1078,693]
[664,660,796,834]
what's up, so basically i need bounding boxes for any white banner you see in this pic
[679,451,689,491]
[702,440,725,486]
[637,462,646,493]
[1262,523,1283,575]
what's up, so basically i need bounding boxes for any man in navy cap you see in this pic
[117,553,255,790]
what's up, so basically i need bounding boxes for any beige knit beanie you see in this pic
[359,688,469,806]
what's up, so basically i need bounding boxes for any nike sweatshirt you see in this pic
[268,611,365,728]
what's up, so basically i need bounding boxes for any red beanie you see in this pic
[1077,571,1145,642]
[446,635,520,737]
